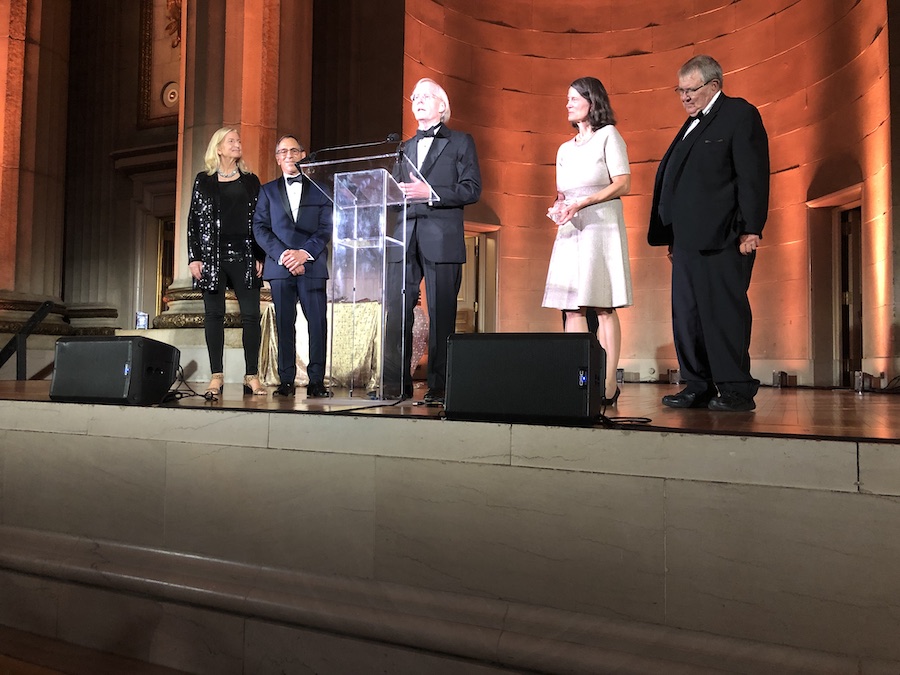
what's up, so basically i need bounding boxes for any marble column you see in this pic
[0,0,71,336]
[885,0,900,378]
[156,0,314,329]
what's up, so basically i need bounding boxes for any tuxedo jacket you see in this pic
[252,175,333,282]
[397,125,482,263]
[648,93,769,251]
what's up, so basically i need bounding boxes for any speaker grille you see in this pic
[50,336,180,405]
[445,333,605,425]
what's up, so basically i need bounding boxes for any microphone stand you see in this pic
[297,133,401,170]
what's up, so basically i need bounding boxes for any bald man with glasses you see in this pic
[648,54,770,412]
[253,134,333,398]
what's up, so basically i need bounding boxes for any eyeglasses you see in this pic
[410,93,436,103]
[674,80,714,97]
[275,147,303,156]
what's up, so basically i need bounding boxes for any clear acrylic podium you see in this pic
[302,152,437,399]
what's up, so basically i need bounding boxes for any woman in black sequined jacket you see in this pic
[186,127,266,399]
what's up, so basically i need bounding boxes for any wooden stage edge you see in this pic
[2,379,899,443]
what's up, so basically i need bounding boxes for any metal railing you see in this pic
[0,300,54,380]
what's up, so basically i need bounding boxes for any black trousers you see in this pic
[202,258,261,375]
[268,276,327,386]
[671,244,758,398]
[384,230,461,396]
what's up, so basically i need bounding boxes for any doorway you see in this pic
[806,184,863,387]
[458,230,498,334]
[157,218,176,317]
[838,207,863,387]
[410,229,498,379]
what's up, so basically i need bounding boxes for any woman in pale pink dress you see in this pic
[543,77,633,405]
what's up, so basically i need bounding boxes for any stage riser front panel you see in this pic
[0,400,898,669]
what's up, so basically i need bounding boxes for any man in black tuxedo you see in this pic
[387,77,482,403]
[648,55,770,412]
[253,134,333,398]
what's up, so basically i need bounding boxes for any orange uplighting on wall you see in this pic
[404,0,895,384]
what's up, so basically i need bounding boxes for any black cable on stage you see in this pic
[599,415,653,427]
[160,366,208,403]
[325,399,409,414]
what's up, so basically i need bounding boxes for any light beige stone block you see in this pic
[499,602,880,674]
[374,457,666,623]
[2,430,166,544]
[0,570,60,636]
[511,426,857,491]
[244,618,511,675]
[164,442,376,576]
[0,400,97,435]
[146,602,245,674]
[665,481,900,661]
[88,405,270,448]
[858,442,900,496]
[0,400,269,448]
[56,584,244,674]
[268,414,512,464]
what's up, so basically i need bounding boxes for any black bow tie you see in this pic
[286,174,303,185]
[415,125,441,140]
[690,111,704,123]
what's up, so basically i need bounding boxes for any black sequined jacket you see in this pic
[186,171,263,291]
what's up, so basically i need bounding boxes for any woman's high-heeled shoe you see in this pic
[204,372,224,400]
[600,386,620,407]
[243,374,267,396]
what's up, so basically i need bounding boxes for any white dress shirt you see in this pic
[683,91,721,139]
[285,173,302,219]
[416,125,440,170]
[279,173,313,265]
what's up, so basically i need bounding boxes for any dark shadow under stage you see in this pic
[2,379,899,442]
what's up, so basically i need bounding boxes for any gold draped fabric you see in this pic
[258,301,382,388]
[328,300,381,389]
[258,303,281,385]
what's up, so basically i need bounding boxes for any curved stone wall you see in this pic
[403,0,892,382]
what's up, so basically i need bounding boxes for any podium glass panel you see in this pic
[301,152,434,399]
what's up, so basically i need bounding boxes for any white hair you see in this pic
[412,77,451,123]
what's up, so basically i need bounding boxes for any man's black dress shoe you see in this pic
[273,383,295,397]
[662,388,714,409]
[307,382,332,399]
[379,390,410,401]
[380,389,412,401]
[708,391,755,412]
[423,388,445,404]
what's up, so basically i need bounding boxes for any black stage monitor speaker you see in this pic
[445,333,605,425]
[50,336,180,405]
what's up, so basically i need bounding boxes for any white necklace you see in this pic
[217,167,239,178]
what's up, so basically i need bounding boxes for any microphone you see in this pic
[304,133,401,163]
[396,135,408,176]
